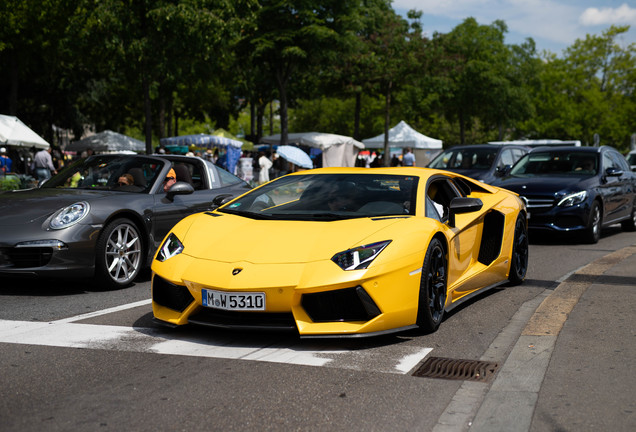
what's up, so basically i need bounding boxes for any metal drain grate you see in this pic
[412,357,499,382]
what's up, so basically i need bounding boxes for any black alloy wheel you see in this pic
[417,238,447,333]
[508,214,529,285]
[585,201,602,244]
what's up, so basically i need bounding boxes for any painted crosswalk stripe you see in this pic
[0,318,431,374]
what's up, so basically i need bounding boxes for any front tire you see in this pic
[508,214,529,285]
[95,218,143,289]
[584,201,602,244]
[417,238,447,333]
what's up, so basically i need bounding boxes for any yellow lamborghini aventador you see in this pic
[151,167,528,338]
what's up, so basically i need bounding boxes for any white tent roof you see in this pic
[0,114,50,149]
[362,121,442,149]
[261,132,365,150]
[261,132,364,168]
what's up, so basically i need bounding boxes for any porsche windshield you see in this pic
[219,173,418,220]
[510,151,598,177]
[42,155,165,192]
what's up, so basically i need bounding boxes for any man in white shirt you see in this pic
[33,147,57,180]
[402,147,416,166]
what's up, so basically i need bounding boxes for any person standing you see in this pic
[33,147,57,181]
[258,151,273,184]
[402,147,416,166]
[0,147,12,174]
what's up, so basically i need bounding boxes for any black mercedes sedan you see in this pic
[427,144,529,184]
[493,146,636,243]
[0,154,251,288]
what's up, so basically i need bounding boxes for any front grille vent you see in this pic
[412,357,499,382]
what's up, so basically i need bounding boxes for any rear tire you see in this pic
[95,218,143,290]
[584,201,602,244]
[508,214,529,285]
[417,238,447,333]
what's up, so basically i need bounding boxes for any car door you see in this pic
[600,151,629,223]
[151,159,250,248]
[426,176,487,299]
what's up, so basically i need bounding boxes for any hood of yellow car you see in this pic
[181,212,404,264]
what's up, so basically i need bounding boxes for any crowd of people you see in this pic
[0,142,419,188]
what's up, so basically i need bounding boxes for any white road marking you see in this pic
[0,317,432,374]
[54,299,152,323]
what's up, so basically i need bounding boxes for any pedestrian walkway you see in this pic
[435,244,636,432]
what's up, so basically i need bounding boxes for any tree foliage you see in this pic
[1,2,634,154]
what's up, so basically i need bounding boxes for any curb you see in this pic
[432,244,636,432]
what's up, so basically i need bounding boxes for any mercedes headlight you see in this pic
[49,202,90,229]
[156,233,184,262]
[558,191,587,207]
[331,240,391,271]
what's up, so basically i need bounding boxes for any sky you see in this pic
[392,0,636,55]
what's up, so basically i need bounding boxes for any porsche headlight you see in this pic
[331,240,391,271]
[49,202,90,229]
[156,233,184,262]
[558,191,587,207]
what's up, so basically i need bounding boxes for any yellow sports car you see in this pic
[151,167,528,338]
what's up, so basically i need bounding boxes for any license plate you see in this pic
[201,289,265,311]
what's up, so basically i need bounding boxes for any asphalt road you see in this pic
[1,227,635,432]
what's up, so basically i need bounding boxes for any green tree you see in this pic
[427,18,523,145]
[524,25,635,149]
[242,0,360,146]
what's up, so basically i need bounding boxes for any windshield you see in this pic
[627,153,636,166]
[429,147,498,170]
[510,151,598,177]
[218,173,418,221]
[42,155,165,193]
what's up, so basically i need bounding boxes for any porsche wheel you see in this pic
[620,201,636,232]
[417,238,447,333]
[95,218,143,289]
[508,214,529,285]
[584,201,602,244]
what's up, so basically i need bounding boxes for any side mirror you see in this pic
[605,167,623,177]
[210,194,234,210]
[448,197,483,227]
[496,164,512,177]
[166,181,194,201]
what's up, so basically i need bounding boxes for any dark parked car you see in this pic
[427,144,529,184]
[0,154,250,288]
[493,146,636,243]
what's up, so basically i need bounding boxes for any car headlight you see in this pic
[156,233,184,262]
[49,202,90,229]
[557,191,587,207]
[331,240,391,271]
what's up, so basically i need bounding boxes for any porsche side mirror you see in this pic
[448,197,483,227]
[166,181,194,201]
[210,194,234,210]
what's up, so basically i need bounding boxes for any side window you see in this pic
[603,153,617,172]
[610,151,629,172]
[426,178,461,222]
[498,149,514,169]
[512,148,526,163]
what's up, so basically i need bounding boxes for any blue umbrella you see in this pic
[276,145,313,169]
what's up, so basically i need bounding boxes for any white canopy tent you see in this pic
[261,132,364,168]
[0,114,50,149]
[362,121,442,149]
